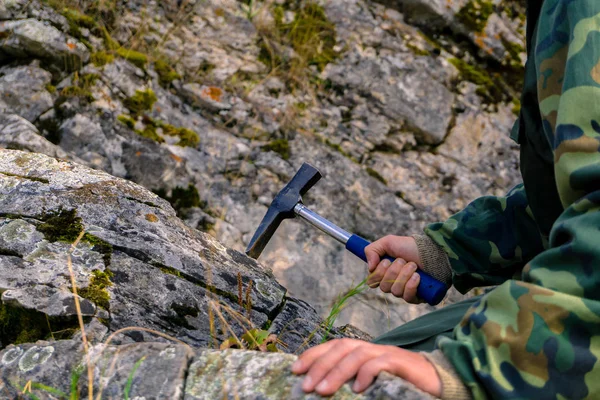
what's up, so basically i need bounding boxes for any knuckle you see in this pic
[391,285,404,298]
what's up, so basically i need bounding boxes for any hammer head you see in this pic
[245,163,322,259]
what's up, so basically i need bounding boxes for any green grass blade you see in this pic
[124,356,146,400]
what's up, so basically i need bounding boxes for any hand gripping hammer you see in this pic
[245,162,448,305]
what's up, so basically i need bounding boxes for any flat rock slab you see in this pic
[0,340,435,399]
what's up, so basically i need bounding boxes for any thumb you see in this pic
[365,240,387,272]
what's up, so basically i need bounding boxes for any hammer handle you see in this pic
[345,235,448,305]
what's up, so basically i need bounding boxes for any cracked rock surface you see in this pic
[0,149,350,354]
[0,0,524,338]
[0,340,434,399]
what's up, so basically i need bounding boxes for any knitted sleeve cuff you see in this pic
[412,234,453,286]
[423,350,472,400]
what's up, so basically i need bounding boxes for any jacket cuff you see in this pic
[423,350,472,400]
[412,234,452,286]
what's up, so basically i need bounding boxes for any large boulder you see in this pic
[0,149,352,354]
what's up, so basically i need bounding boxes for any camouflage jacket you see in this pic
[425,1,600,398]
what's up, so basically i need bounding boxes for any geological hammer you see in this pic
[245,162,448,305]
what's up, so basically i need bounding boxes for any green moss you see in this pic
[160,123,200,148]
[286,3,338,71]
[77,269,113,310]
[83,233,113,267]
[91,51,115,67]
[37,209,84,243]
[261,138,290,160]
[45,83,56,94]
[456,0,494,32]
[406,42,430,56]
[116,47,148,69]
[117,114,136,129]
[102,26,120,51]
[449,57,503,103]
[37,209,113,266]
[136,124,164,143]
[123,89,157,116]
[259,2,338,77]
[366,168,387,185]
[59,73,99,103]
[154,184,201,216]
[159,265,182,278]
[155,59,181,86]
[0,302,79,345]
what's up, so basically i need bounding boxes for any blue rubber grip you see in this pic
[345,234,447,305]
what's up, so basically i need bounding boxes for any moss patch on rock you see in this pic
[261,138,290,160]
[59,73,99,103]
[456,0,494,33]
[77,269,114,311]
[154,184,201,217]
[116,47,148,69]
[160,123,200,148]
[449,57,503,103]
[91,51,115,67]
[37,209,113,267]
[155,59,181,86]
[366,168,387,185]
[0,302,79,345]
[123,89,157,117]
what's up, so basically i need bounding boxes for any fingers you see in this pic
[353,355,391,392]
[310,344,386,396]
[292,339,361,392]
[402,269,420,303]
[389,261,417,298]
[367,258,390,288]
[379,259,406,293]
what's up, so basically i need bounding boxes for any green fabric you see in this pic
[421,1,600,398]
[372,296,481,352]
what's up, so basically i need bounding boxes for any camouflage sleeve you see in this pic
[436,1,600,398]
[424,184,546,293]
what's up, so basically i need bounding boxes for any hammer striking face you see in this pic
[245,163,322,259]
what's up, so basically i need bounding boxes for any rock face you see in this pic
[0,0,524,340]
[0,150,433,399]
[0,149,360,355]
[0,340,434,399]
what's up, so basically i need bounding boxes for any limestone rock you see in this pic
[0,18,89,69]
[0,340,435,399]
[0,0,523,338]
[0,150,324,350]
[0,113,71,160]
[0,64,53,122]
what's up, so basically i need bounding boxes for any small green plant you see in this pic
[322,279,367,342]
[261,138,290,160]
[123,89,157,116]
[448,58,504,103]
[221,328,279,352]
[91,51,115,67]
[456,0,494,32]
[116,48,148,69]
[59,73,99,103]
[154,59,181,86]
[255,2,339,92]
[77,269,114,310]
[117,114,136,129]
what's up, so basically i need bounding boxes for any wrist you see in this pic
[412,234,452,286]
